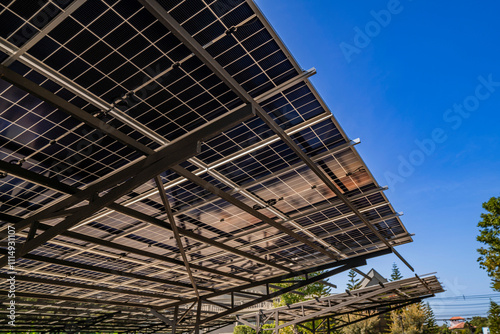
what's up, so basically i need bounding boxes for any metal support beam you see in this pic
[3,251,208,291]
[139,0,413,271]
[254,68,316,103]
[0,272,182,301]
[1,291,150,309]
[26,221,38,241]
[155,175,200,298]
[238,275,442,333]
[151,308,175,327]
[178,301,197,325]
[111,203,292,273]
[0,65,152,154]
[195,299,202,334]
[172,306,179,334]
[43,311,121,334]
[199,259,365,326]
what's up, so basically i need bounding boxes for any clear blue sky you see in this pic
[255,0,500,319]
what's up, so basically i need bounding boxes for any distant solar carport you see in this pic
[238,275,444,334]
[0,0,429,332]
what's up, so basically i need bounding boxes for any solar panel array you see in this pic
[0,0,414,332]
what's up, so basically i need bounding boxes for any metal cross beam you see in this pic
[0,212,252,285]
[3,251,207,291]
[157,248,392,311]
[0,64,152,154]
[199,260,366,327]
[1,290,150,309]
[155,175,200,298]
[42,311,122,334]
[142,250,394,331]
[0,272,183,301]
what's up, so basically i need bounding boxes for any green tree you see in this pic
[234,325,256,334]
[273,271,332,306]
[489,300,500,334]
[389,303,427,334]
[391,263,404,281]
[438,324,452,334]
[388,264,405,330]
[477,196,500,291]
[271,271,332,334]
[341,311,380,334]
[346,270,361,290]
[470,316,488,334]
[423,302,438,334]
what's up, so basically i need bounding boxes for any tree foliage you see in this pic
[489,300,500,334]
[438,324,452,334]
[341,311,380,334]
[270,271,332,334]
[423,302,438,334]
[470,316,488,334]
[346,270,361,291]
[391,263,403,281]
[477,196,500,291]
[234,325,256,334]
[272,271,332,306]
[389,303,436,334]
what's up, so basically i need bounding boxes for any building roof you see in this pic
[359,268,388,288]
[450,322,468,330]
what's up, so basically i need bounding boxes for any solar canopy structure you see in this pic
[0,0,418,332]
[238,275,444,334]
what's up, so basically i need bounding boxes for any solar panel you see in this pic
[0,0,425,332]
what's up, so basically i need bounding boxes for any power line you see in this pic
[430,293,500,300]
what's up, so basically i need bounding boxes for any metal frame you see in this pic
[239,275,443,333]
[0,0,427,332]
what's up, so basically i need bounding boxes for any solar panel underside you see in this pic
[0,0,413,330]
